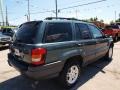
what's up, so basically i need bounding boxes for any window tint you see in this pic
[15,21,41,44]
[45,23,72,43]
[2,28,13,36]
[88,25,103,38]
[76,23,91,39]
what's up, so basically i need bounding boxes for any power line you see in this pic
[3,0,107,15]
[59,0,107,10]
[9,15,25,21]
[59,0,88,6]
[9,0,109,22]
[30,0,107,15]
[30,10,53,14]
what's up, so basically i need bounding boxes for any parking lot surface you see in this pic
[0,42,120,90]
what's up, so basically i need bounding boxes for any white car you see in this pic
[0,32,11,47]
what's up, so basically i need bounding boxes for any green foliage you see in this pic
[116,18,120,23]
[110,20,114,24]
[0,26,16,29]
[110,18,120,25]
[81,17,104,23]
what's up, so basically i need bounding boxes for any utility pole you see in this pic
[6,6,9,26]
[27,0,30,21]
[0,0,4,26]
[75,9,78,18]
[55,0,58,19]
[25,14,29,21]
[115,11,116,23]
[119,13,120,19]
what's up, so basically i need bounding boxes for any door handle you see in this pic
[77,43,84,46]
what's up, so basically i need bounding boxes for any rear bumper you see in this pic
[8,53,64,80]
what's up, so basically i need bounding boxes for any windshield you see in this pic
[14,21,41,44]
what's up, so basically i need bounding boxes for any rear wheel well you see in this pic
[64,55,83,67]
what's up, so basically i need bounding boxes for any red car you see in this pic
[102,25,120,41]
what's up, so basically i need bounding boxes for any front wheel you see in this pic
[114,35,118,42]
[58,61,81,88]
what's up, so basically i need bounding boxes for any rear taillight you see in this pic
[31,48,47,65]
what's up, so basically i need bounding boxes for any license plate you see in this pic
[14,49,20,56]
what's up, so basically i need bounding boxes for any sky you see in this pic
[0,0,120,25]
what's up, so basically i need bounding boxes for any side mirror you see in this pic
[102,34,107,38]
[109,35,113,38]
[105,34,109,37]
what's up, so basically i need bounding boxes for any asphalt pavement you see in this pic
[0,42,120,90]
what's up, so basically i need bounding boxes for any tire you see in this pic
[104,46,113,61]
[58,61,81,88]
[114,35,118,42]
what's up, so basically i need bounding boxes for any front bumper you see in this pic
[8,53,64,80]
[0,41,10,45]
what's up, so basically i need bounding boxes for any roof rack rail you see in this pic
[45,17,83,21]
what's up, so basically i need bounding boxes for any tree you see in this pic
[93,17,98,21]
[90,18,94,22]
[88,17,99,22]
[81,17,104,24]
[116,18,120,22]
[110,20,114,25]
[100,19,104,23]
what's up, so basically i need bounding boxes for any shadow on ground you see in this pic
[0,46,9,51]
[0,59,111,90]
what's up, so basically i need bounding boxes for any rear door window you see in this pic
[44,23,72,43]
[14,21,41,44]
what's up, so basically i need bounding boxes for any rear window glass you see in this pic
[15,22,41,44]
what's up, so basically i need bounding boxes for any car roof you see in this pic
[43,19,92,24]
[22,19,94,26]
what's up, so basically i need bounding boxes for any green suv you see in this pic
[8,18,114,88]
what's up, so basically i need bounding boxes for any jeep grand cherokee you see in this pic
[8,18,114,88]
